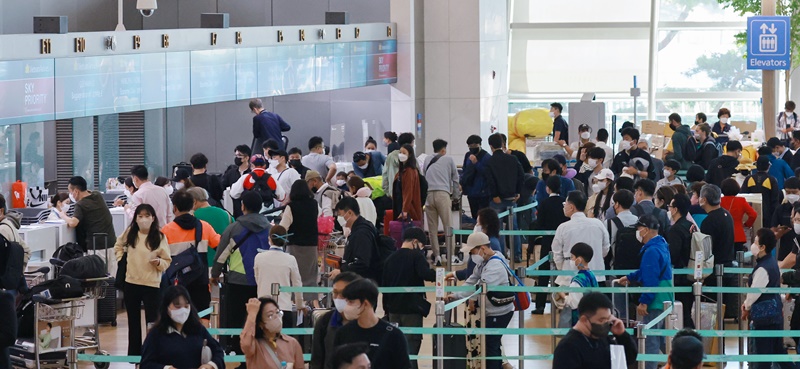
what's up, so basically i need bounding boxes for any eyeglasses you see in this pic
[262,311,284,320]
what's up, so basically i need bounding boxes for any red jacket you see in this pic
[720,196,758,243]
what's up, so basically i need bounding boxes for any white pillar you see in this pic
[390,0,422,143]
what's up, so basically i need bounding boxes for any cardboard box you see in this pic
[731,121,757,138]
[641,120,666,135]
[646,134,666,160]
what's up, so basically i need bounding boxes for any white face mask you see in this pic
[69,193,77,203]
[470,254,484,265]
[587,159,598,169]
[124,189,132,198]
[581,132,591,140]
[473,225,483,233]
[619,140,632,151]
[263,316,282,333]
[635,230,644,243]
[268,159,279,168]
[342,303,363,321]
[333,298,347,313]
[663,169,672,178]
[592,181,607,194]
[787,194,800,204]
[61,203,71,212]
[398,153,409,162]
[164,186,174,196]
[137,216,154,230]
[750,243,761,257]
[336,179,346,187]
[169,307,191,325]
[794,223,800,235]
[358,163,368,170]
[174,182,185,190]
[720,117,729,124]
[549,111,556,118]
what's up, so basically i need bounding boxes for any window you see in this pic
[20,123,44,189]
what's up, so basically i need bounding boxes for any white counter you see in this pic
[109,206,129,237]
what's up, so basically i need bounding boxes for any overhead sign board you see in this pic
[747,16,791,70]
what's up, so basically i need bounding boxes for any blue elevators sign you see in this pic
[747,16,791,70]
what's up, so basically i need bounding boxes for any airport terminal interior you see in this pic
[3,0,800,368]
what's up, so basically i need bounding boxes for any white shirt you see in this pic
[229,169,287,209]
[778,112,799,140]
[127,181,174,227]
[253,248,305,311]
[656,177,683,191]
[744,266,769,310]
[552,212,611,285]
[595,141,614,169]
[273,167,301,204]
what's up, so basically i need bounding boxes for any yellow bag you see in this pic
[509,109,554,139]
[363,176,385,199]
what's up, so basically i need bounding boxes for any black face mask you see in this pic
[589,321,612,338]
[234,157,243,167]
[542,173,550,180]
[669,124,677,132]
[290,159,302,168]
[469,147,480,155]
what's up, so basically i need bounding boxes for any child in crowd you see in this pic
[335,171,349,191]
[557,242,598,327]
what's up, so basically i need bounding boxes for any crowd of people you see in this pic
[3,100,800,369]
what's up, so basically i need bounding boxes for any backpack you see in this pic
[632,203,669,237]
[28,275,83,299]
[608,217,643,270]
[418,172,429,204]
[704,140,723,158]
[322,186,344,210]
[0,235,25,291]
[374,235,396,285]
[683,136,698,163]
[248,171,276,206]
[686,225,714,281]
[231,228,272,286]
[163,220,206,287]
[53,242,85,261]
[59,254,107,279]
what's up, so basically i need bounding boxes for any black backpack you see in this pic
[608,217,643,270]
[418,171,429,204]
[248,171,276,206]
[683,136,698,164]
[632,203,669,237]
[53,242,85,261]
[60,254,107,279]
[0,235,25,291]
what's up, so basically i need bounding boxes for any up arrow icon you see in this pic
[761,23,769,33]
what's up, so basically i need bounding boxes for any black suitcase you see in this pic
[97,277,117,326]
[432,310,468,369]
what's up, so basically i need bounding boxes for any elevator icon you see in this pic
[758,23,779,53]
[747,16,790,70]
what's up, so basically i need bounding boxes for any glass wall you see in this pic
[73,117,95,190]
[20,123,44,189]
[0,125,16,201]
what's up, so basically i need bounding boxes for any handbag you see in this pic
[750,296,782,326]
[162,220,206,287]
[487,256,531,311]
[114,247,127,290]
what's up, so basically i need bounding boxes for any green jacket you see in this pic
[667,124,692,170]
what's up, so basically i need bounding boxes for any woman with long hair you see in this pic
[140,285,224,369]
[586,172,615,222]
[241,298,304,369]
[113,204,172,356]
[279,180,321,303]
[654,186,676,211]
[392,144,423,221]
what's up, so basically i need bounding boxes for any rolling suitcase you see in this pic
[91,234,117,326]
[432,309,467,369]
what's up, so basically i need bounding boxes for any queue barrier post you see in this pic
[435,300,445,369]
[506,206,515,270]
[663,301,674,355]
[549,251,558,350]
[693,281,702,332]
[736,250,745,368]
[715,264,724,369]
[210,300,220,335]
[271,282,280,301]
[480,282,488,369]
[516,266,526,369]
[636,323,646,369]
[446,226,454,268]
[67,347,78,369]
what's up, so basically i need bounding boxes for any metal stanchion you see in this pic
[446,226,454,268]
[636,323,646,369]
[715,264,725,369]
[435,300,445,369]
[210,300,220,336]
[664,301,674,355]
[67,347,78,369]
[271,282,281,301]
[693,281,702,329]
[507,206,515,269]
[480,282,488,369]
[549,251,558,350]
[516,266,526,369]
[736,251,745,367]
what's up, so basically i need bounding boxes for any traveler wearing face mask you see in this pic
[564,124,593,160]
[712,107,732,135]
[310,272,361,369]
[761,141,795,190]
[189,153,224,204]
[450,207,506,278]
[461,135,493,219]
[445,232,513,369]
[666,194,696,329]
[586,169,615,222]
[741,229,795,369]
[329,198,381,282]
[611,127,655,181]
[58,176,118,255]
[577,147,607,196]
[665,113,692,170]
[279,181,322,303]
[720,178,757,252]
[657,160,684,191]
[691,123,719,170]
[559,243,598,327]
[381,227,436,369]
[127,165,174,227]
[333,279,411,369]
[252,225,304,329]
[742,156,782,228]
[552,191,610,288]
[267,149,300,205]
[552,292,637,369]
[698,184,739,319]
[345,177,377,226]
[241,297,304,369]
[302,136,337,185]
[770,178,800,268]
[606,189,638,264]
[222,145,254,217]
[392,144,423,222]
[114,204,172,356]
[287,147,309,179]
[172,168,195,192]
[534,159,575,205]
[351,151,379,178]
[140,285,224,369]
[551,102,569,146]
[618,214,673,369]
[529,177,570,314]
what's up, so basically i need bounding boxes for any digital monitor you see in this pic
[0,59,55,125]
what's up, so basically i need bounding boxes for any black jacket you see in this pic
[190,172,224,203]
[485,149,524,199]
[771,202,797,261]
[310,310,345,369]
[610,148,655,180]
[382,248,436,315]
[668,217,693,269]
[792,151,800,171]
[533,195,570,252]
[701,208,735,265]
[694,137,718,170]
[741,172,782,228]
[780,149,795,168]
[0,290,16,369]
[704,155,740,187]
[341,216,380,281]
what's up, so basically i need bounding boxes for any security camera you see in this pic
[137,0,157,17]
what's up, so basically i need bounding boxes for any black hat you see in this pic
[353,151,368,162]
[635,214,660,230]
[619,121,634,133]
[402,227,426,245]
[268,149,288,159]
[172,168,190,182]
[670,336,705,369]
[757,155,771,171]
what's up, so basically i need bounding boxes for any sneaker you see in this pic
[501,363,515,369]
[451,255,464,266]
[435,256,442,267]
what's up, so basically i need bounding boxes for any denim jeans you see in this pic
[485,311,514,369]
[490,200,521,260]
[641,309,666,369]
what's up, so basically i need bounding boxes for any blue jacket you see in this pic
[627,235,673,308]
[767,154,793,189]
[353,151,385,178]
[252,110,291,151]
[534,176,575,205]
[461,150,492,197]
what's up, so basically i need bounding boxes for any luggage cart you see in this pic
[12,294,86,369]
[73,277,112,369]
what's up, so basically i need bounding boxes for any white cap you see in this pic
[460,232,490,255]
[594,168,615,181]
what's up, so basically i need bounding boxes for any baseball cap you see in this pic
[172,168,190,182]
[304,170,321,181]
[670,336,704,369]
[635,214,661,230]
[250,154,267,166]
[353,151,368,163]
[402,227,426,245]
[460,232,490,255]
[619,121,634,133]
[593,168,615,181]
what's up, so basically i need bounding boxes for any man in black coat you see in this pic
[704,141,742,187]
[330,198,382,283]
[531,176,570,314]
[0,290,16,369]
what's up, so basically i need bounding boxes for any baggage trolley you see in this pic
[12,294,88,369]
[73,277,112,369]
